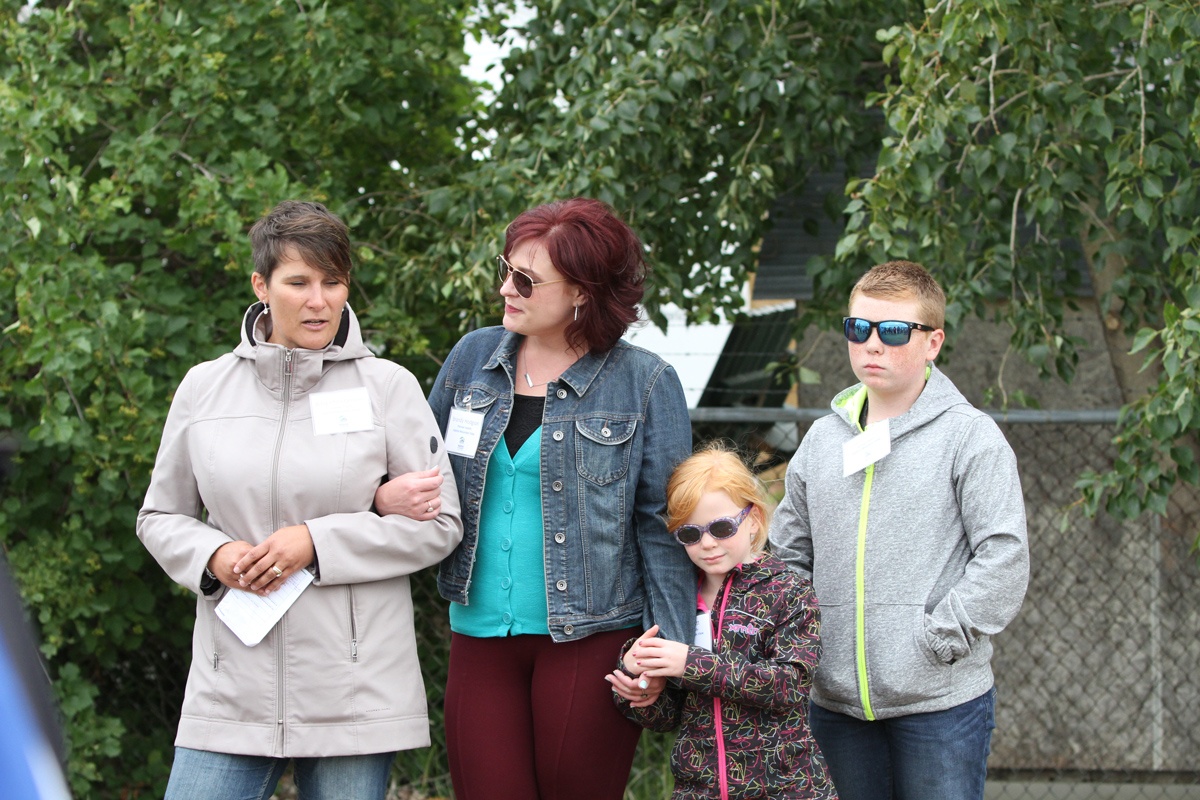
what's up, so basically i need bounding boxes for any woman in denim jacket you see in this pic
[376,198,694,799]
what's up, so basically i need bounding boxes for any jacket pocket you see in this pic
[813,602,859,705]
[454,386,498,413]
[867,604,951,708]
[574,417,636,485]
[347,585,358,662]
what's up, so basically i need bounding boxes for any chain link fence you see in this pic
[389,412,1200,800]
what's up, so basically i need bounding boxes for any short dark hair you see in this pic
[503,198,647,353]
[249,201,352,285]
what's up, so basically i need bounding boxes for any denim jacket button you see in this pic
[563,624,575,635]
[554,532,566,544]
[552,430,564,441]
[556,579,567,591]
[556,389,567,399]
[552,480,563,491]
[601,427,611,437]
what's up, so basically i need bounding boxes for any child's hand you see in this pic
[621,624,660,679]
[629,634,689,679]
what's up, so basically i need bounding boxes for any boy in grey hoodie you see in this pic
[769,261,1029,800]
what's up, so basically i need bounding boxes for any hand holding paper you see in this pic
[215,569,314,647]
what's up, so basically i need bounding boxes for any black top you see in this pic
[506,394,546,457]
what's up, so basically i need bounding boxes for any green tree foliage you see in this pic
[0,1,475,793]
[4,0,1198,794]
[828,0,1200,534]
[404,0,924,328]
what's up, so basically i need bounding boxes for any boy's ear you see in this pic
[925,328,945,361]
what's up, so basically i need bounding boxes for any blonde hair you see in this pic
[666,442,771,556]
[849,260,946,330]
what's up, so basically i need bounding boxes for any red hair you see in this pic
[503,198,647,353]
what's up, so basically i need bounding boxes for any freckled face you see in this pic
[251,249,349,350]
[847,294,943,402]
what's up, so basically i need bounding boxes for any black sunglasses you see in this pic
[497,255,568,299]
[843,317,936,346]
[671,505,753,546]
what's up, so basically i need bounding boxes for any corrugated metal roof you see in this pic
[697,302,796,408]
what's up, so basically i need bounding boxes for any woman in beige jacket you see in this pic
[137,201,462,800]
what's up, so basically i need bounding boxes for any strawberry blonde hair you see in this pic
[666,442,771,556]
[850,260,946,330]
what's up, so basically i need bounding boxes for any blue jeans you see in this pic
[164,747,396,800]
[811,687,996,800]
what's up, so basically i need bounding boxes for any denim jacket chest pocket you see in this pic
[454,386,499,414]
[574,417,638,485]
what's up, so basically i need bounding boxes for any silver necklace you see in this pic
[521,349,549,388]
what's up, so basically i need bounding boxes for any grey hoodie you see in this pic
[770,366,1028,720]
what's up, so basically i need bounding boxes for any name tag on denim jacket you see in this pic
[843,418,891,476]
[309,387,373,435]
[447,407,485,458]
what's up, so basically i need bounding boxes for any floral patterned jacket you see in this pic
[616,553,837,800]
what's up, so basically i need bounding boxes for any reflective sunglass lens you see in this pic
[845,318,870,343]
[877,321,911,345]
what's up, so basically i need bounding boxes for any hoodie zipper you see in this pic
[856,462,877,721]
[271,348,295,752]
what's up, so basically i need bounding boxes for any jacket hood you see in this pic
[234,302,371,359]
[829,364,973,440]
[233,302,374,394]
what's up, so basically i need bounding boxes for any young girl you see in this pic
[607,443,837,800]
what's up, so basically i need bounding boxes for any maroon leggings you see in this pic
[444,629,643,800]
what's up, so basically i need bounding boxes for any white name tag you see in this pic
[309,387,373,436]
[843,418,891,476]
[446,407,485,458]
[694,611,713,651]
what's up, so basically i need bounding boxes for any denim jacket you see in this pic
[431,326,696,644]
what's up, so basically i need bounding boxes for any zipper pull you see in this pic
[351,639,358,661]
[285,349,294,375]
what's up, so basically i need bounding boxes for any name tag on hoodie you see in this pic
[694,611,713,651]
[310,387,373,435]
[843,419,891,476]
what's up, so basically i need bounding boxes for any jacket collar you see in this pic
[483,330,615,397]
[831,364,971,439]
[233,303,369,394]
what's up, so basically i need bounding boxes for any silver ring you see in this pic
[271,565,283,577]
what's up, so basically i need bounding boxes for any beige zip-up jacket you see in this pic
[137,303,462,758]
